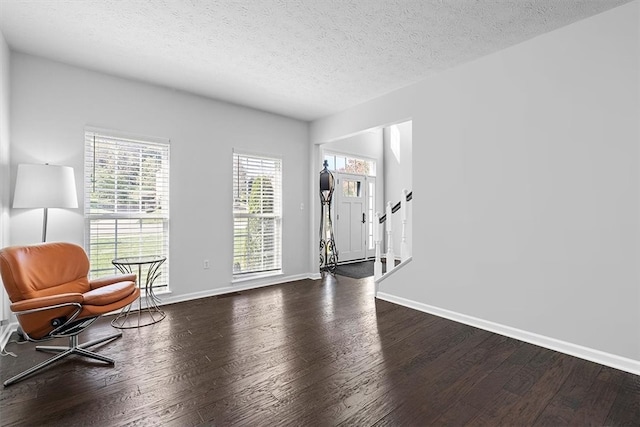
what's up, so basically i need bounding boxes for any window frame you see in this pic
[232,150,283,279]
[84,128,170,291]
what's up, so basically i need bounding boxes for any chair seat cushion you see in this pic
[83,281,137,306]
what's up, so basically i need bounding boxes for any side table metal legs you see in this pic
[111,259,166,328]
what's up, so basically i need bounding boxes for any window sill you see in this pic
[232,271,283,284]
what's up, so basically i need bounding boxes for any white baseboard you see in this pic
[158,272,318,307]
[376,292,640,376]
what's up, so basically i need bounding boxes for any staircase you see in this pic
[374,189,412,281]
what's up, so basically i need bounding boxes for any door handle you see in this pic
[362,213,366,224]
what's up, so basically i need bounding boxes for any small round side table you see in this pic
[111,255,167,328]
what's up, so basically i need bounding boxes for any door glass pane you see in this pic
[343,180,362,197]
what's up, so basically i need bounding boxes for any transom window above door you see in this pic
[324,154,376,176]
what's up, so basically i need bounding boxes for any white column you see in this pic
[386,201,395,272]
[374,212,383,279]
[400,189,410,261]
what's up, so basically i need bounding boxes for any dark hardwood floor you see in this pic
[1,274,638,426]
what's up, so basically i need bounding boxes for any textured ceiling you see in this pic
[0,0,632,121]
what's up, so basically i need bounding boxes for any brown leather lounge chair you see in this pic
[0,242,140,386]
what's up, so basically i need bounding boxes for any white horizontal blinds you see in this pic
[85,134,169,216]
[84,131,170,289]
[233,152,282,275]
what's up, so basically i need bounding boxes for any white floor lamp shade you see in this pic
[13,163,78,242]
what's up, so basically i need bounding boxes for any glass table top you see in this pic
[112,255,167,265]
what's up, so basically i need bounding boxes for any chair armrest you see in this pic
[10,293,84,313]
[90,273,137,289]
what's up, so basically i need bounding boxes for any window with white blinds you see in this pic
[84,130,170,290]
[233,151,282,276]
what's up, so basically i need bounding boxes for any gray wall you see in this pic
[8,52,311,303]
[0,29,11,330]
[311,2,640,364]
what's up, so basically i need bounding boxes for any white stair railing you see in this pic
[374,190,412,280]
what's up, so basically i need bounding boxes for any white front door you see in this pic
[334,173,367,263]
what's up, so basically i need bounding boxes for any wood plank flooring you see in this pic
[1,274,638,426]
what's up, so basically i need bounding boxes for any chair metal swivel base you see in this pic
[3,331,123,386]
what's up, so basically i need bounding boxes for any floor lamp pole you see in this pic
[42,207,48,243]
